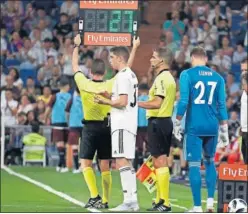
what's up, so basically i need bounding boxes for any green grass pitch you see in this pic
[1,166,217,212]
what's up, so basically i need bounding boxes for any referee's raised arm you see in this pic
[127,36,140,68]
[72,34,81,73]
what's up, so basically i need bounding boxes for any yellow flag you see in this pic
[136,156,157,193]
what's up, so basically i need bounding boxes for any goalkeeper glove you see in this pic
[173,119,182,141]
[218,124,229,148]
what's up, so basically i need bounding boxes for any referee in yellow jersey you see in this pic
[72,34,139,209]
[138,48,176,212]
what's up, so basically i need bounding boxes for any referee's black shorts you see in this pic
[80,121,111,160]
[241,131,248,164]
[147,117,173,157]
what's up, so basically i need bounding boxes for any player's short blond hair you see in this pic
[155,48,173,66]
[110,46,130,63]
[190,46,207,58]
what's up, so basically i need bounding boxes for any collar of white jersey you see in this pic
[119,67,129,73]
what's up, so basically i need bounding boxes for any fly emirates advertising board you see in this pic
[218,163,248,212]
[79,0,138,46]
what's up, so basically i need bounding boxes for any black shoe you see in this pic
[146,200,163,211]
[94,202,109,209]
[85,195,101,208]
[155,201,172,212]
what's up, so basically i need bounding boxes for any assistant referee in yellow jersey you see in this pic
[138,48,176,212]
[72,34,139,209]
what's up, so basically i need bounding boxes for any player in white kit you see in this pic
[95,46,139,211]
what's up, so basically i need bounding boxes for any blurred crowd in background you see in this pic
[0,0,247,174]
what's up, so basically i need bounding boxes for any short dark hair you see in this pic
[30,121,40,133]
[155,48,174,66]
[27,76,34,80]
[60,12,68,17]
[241,58,248,64]
[159,34,166,42]
[47,56,54,61]
[236,42,244,47]
[91,59,105,75]
[59,75,70,87]
[228,72,235,77]
[9,67,19,81]
[43,38,51,43]
[242,71,248,83]
[190,46,207,58]
[43,85,51,90]
[5,88,13,93]
[36,6,45,11]
[18,111,26,117]
[110,46,130,63]
[42,85,51,93]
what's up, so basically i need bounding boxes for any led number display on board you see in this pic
[79,0,138,46]
[84,10,134,33]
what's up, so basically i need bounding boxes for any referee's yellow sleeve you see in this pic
[154,77,166,97]
[74,72,87,91]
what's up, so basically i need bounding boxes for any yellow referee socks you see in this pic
[83,167,98,198]
[155,179,160,204]
[156,167,170,206]
[101,171,112,204]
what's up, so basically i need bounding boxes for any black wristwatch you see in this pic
[74,45,80,48]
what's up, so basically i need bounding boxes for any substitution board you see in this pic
[218,163,248,212]
[79,0,138,46]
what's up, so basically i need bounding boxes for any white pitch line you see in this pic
[171,203,188,211]
[2,166,101,213]
[1,204,80,209]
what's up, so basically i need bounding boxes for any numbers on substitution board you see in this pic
[84,10,134,33]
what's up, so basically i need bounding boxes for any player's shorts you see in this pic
[183,134,218,162]
[52,123,68,143]
[147,117,173,157]
[112,129,136,159]
[80,121,111,160]
[68,127,83,145]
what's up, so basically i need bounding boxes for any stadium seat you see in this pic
[22,131,47,167]
[231,37,237,47]
[23,145,46,167]
[5,58,21,68]
[19,68,37,86]
[230,64,241,82]
[231,64,241,73]
[20,61,35,70]
[231,15,244,32]
[56,0,64,7]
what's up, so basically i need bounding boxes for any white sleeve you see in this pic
[245,32,248,47]
[1,39,7,51]
[117,73,130,95]
[1,91,6,110]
